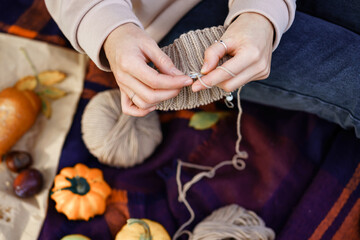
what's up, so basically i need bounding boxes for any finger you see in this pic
[119,89,155,117]
[200,40,227,74]
[129,59,192,90]
[143,41,183,76]
[192,53,253,92]
[115,72,180,108]
[217,62,271,92]
[118,82,157,109]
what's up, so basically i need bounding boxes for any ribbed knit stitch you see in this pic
[156,26,231,111]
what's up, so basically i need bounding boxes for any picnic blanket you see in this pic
[1,1,360,240]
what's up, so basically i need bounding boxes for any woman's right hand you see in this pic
[104,23,193,117]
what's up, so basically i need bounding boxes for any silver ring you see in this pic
[215,40,228,53]
[216,66,236,77]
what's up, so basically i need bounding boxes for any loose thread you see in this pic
[173,88,248,240]
[233,88,248,165]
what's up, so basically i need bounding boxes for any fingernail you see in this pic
[185,78,193,86]
[200,62,208,74]
[192,84,202,92]
[171,68,183,76]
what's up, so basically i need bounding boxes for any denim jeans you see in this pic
[159,0,360,138]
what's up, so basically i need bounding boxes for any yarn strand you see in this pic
[233,88,249,168]
[173,88,248,240]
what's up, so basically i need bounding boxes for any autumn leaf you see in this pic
[38,70,66,86]
[189,112,221,130]
[39,95,52,119]
[19,48,68,119]
[15,76,37,90]
[38,86,67,99]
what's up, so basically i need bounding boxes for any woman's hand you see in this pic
[192,12,274,93]
[104,23,193,116]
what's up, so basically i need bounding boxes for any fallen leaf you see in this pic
[189,112,221,130]
[38,86,67,99]
[14,76,37,91]
[38,70,66,86]
[39,95,51,118]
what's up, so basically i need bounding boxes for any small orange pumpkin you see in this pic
[51,163,111,221]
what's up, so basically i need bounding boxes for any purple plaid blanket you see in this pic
[1,1,360,239]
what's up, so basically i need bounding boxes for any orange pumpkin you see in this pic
[51,163,111,221]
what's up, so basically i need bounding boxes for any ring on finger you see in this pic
[216,66,236,77]
[215,40,228,53]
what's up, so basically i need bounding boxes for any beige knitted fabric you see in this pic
[156,26,231,111]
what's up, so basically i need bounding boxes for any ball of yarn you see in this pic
[191,204,275,240]
[81,89,162,168]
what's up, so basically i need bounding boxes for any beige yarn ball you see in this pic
[81,89,162,168]
[191,204,275,240]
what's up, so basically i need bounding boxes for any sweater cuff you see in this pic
[77,1,143,71]
[225,0,291,50]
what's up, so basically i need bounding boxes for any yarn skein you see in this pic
[191,204,275,240]
[81,89,162,168]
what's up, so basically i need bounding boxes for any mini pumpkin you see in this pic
[61,234,91,240]
[115,218,171,240]
[51,163,111,221]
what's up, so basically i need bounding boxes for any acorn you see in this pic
[3,151,33,173]
[13,168,43,198]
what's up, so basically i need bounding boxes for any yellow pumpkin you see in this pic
[51,163,111,221]
[115,218,171,240]
[60,234,91,240]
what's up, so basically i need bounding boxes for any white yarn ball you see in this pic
[192,204,275,240]
[81,89,162,168]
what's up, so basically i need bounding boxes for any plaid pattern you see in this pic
[1,1,360,239]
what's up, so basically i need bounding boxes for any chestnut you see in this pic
[3,151,33,173]
[13,168,43,198]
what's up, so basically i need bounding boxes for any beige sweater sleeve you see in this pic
[44,0,144,70]
[226,0,296,50]
[45,0,296,71]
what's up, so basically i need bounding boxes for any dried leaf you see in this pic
[39,95,52,118]
[14,76,37,90]
[38,70,66,86]
[189,112,221,130]
[38,86,67,99]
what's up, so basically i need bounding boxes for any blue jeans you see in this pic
[159,0,360,138]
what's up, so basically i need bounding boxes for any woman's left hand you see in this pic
[192,12,274,93]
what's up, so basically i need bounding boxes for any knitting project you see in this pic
[156,26,230,110]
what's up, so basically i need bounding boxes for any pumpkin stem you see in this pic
[127,218,152,240]
[63,177,90,195]
[75,177,86,194]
